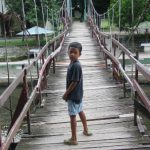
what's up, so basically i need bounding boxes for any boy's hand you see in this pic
[62,92,68,101]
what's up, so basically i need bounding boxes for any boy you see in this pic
[63,42,92,145]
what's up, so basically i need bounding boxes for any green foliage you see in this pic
[5,0,64,27]
[101,19,109,29]
[0,38,49,47]
[109,0,150,29]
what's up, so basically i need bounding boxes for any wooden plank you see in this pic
[137,115,145,134]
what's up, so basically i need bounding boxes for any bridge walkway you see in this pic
[16,22,150,150]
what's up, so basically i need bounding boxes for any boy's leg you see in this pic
[70,115,77,142]
[79,111,88,133]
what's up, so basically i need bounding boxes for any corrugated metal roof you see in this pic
[17,26,54,35]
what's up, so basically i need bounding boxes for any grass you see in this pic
[101,19,109,29]
[100,19,118,31]
[0,38,34,47]
[0,36,53,47]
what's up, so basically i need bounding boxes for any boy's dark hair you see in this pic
[68,42,82,53]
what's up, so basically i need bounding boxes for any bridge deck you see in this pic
[16,22,150,150]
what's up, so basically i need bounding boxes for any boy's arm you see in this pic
[63,81,78,101]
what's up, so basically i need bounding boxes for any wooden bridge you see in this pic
[16,22,150,150]
[1,0,150,150]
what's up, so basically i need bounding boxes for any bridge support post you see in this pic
[53,58,55,74]
[122,51,126,98]
[103,38,108,69]
[135,54,139,82]
[27,110,31,134]
[24,69,31,135]
[134,92,138,126]
[105,55,108,69]
[48,45,51,55]
[36,53,39,79]
[53,42,56,74]
[134,54,139,126]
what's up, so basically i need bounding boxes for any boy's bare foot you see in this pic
[64,138,78,145]
[83,131,93,136]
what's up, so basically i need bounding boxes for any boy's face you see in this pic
[68,47,81,62]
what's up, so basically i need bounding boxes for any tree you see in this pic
[5,0,64,27]
[0,11,22,36]
[109,0,150,29]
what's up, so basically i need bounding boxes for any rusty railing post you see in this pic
[134,54,139,126]
[134,91,138,126]
[91,25,94,38]
[36,54,39,79]
[103,38,106,50]
[52,42,56,74]
[24,69,31,134]
[27,111,31,135]
[48,45,51,55]
[103,38,108,69]
[113,34,117,57]
[105,54,108,69]
[39,88,42,106]
[112,61,115,80]
[42,54,45,65]
[135,54,139,82]
[122,51,126,97]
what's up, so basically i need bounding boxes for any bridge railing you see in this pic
[87,15,150,126]
[0,3,71,149]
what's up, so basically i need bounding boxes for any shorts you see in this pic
[67,100,83,116]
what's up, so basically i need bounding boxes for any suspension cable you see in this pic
[88,0,120,33]
[89,0,119,18]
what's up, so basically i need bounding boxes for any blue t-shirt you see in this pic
[66,60,83,104]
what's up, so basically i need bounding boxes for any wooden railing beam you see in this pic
[133,79,150,113]
[0,72,24,107]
